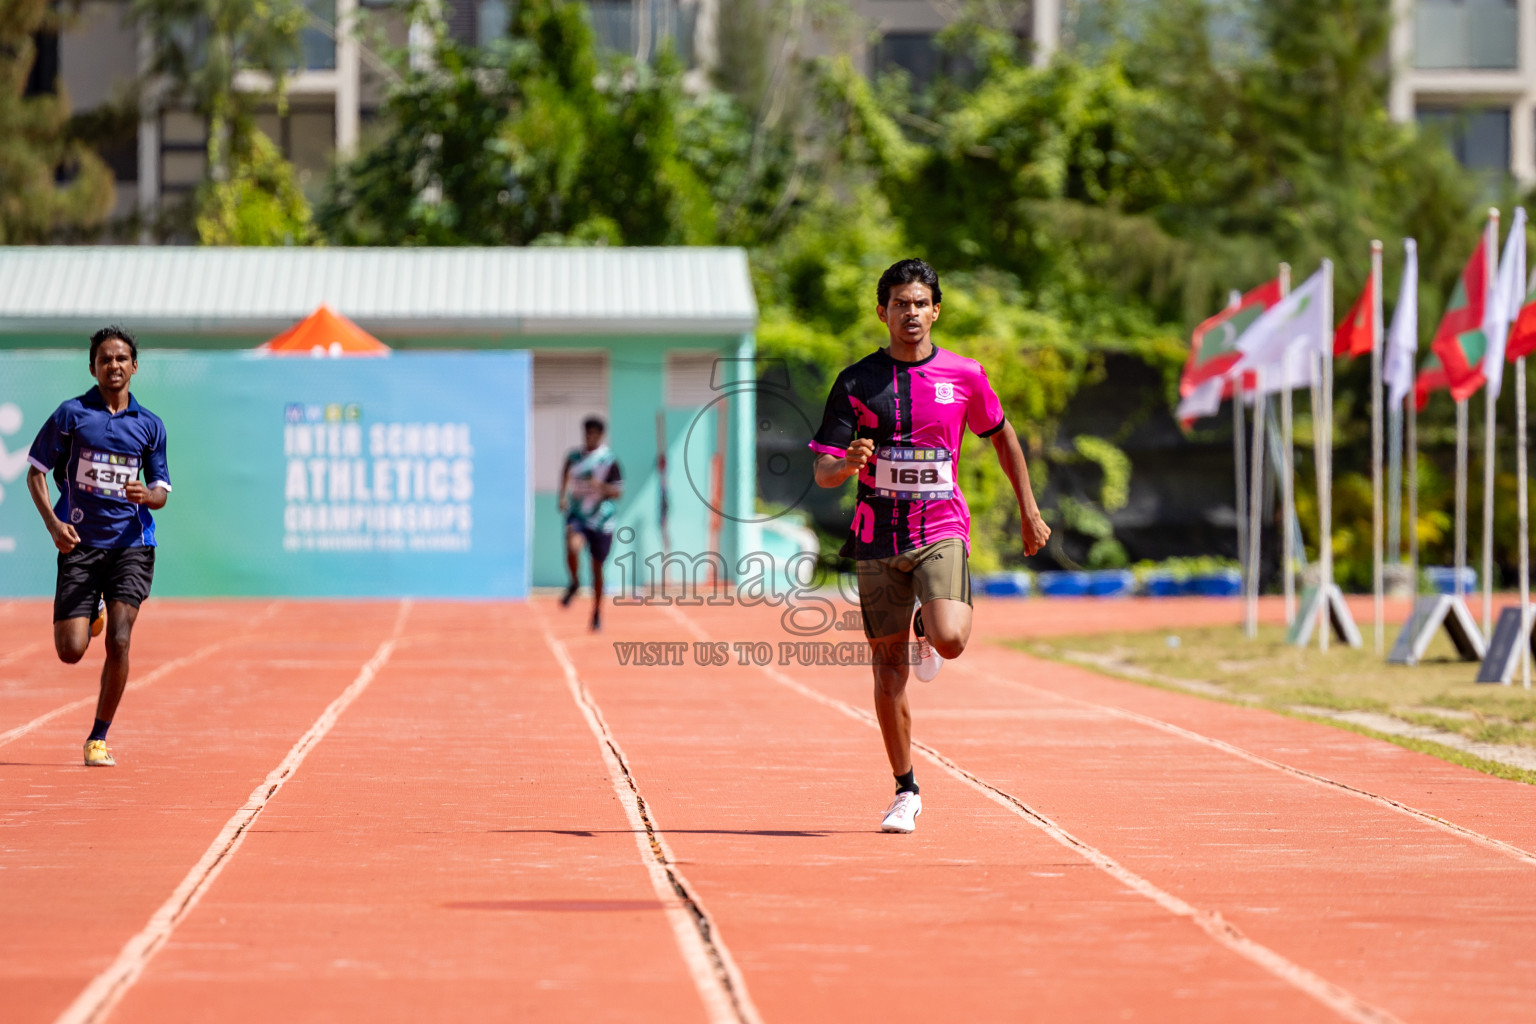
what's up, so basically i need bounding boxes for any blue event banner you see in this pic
[0,351,532,598]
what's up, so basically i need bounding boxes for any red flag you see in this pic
[1506,277,1536,361]
[1333,275,1375,357]
[1180,278,1283,397]
[1429,234,1489,402]
[1415,351,1449,411]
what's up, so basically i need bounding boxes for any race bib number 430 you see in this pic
[875,446,955,501]
[75,447,139,497]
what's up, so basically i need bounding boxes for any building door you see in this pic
[532,352,610,587]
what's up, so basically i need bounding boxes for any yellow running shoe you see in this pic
[90,597,106,638]
[83,739,115,767]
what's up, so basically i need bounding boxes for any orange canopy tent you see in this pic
[257,305,390,357]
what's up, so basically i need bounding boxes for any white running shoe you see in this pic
[880,791,922,833]
[913,607,943,682]
[915,636,944,682]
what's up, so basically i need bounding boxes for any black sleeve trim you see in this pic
[977,417,1007,439]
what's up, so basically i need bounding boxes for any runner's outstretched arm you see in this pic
[989,421,1051,556]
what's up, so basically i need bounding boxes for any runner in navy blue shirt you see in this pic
[26,326,171,767]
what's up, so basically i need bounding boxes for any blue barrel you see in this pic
[1425,566,1477,595]
[1036,571,1091,597]
[1086,570,1135,597]
[1142,573,1186,597]
[1187,570,1243,597]
[976,571,1031,598]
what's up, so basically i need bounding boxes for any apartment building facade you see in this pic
[43,0,714,233]
[30,0,1536,238]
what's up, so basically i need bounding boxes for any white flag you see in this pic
[1384,239,1419,407]
[1176,376,1224,423]
[1485,207,1527,401]
[1231,263,1332,378]
[1250,346,1319,397]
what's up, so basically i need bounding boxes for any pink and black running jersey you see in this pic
[810,346,1006,561]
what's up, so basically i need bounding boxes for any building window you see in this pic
[874,33,941,89]
[479,0,510,43]
[872,32,975,90]
[24,30,59,96]
[588,0,696,65]
[1417,105,1511,173]
[300,0,337,70]
[1414,0,1518,70]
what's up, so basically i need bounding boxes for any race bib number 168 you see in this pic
[875,446,955,501]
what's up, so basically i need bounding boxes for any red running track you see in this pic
[2,595,1535,1023]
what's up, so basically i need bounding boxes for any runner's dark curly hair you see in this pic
[877,259,942,307]
[89,325,138,365]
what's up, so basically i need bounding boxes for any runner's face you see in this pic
[878,283,939,347]
[584,426,604,450]
[91,339,136,393]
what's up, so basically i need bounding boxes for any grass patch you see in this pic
[1018,622,1536,755]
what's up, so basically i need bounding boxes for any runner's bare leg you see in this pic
[96,601,139,723]
[871,630,913,774]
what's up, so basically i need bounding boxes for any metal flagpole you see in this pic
[1408,392,1420,591]
[1456,397,1469,601]
[1519,357,1531,688]
[1319,259,1336,652]
[1234,394,1247,602]
[1482,207,1500,637]
[1371,240,1386,652]
[1279,264,1296,626]
[1388,400,1403,563]
[1247,372,1266,639]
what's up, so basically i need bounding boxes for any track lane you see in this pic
[0,601,406,1024]
[683,600,1536,1023]
[962,631,1536,858]
[102,602,721,1024]
[557,600,1342,1022]
[0,601,276,747]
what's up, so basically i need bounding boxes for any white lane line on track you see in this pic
[535,606,762,1024]
[666,607,1403,1024]
[0,638,49,667]
[966,660,1536,869]
[51,599,411,1024]
[0,602,284,751]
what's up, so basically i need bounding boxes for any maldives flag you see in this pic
[1429,234,1489,402]
[1333,274,1375,357]
[1180,278,1284,398]
[1415,350,1450,411]
[1506,273,1536,361]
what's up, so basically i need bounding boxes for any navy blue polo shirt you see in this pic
[27,389,172,548]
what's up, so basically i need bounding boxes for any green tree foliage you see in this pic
[196,127,313,243]
[0,0,114,241]
[320,0,716,245]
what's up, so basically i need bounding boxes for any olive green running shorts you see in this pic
[855,537,972,639]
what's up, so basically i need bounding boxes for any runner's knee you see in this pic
[873,661,908,696]
[55,639,87,664]
[932,633,966,660]
[104,622,133,659]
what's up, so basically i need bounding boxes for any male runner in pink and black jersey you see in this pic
[811,259,1050,833]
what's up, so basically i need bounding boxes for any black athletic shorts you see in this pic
[54,545,156,622]
[566,520,615,564]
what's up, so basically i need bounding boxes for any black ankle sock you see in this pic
[894,769,918,795]
[913,608,926,638]
[88,718,111,742]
